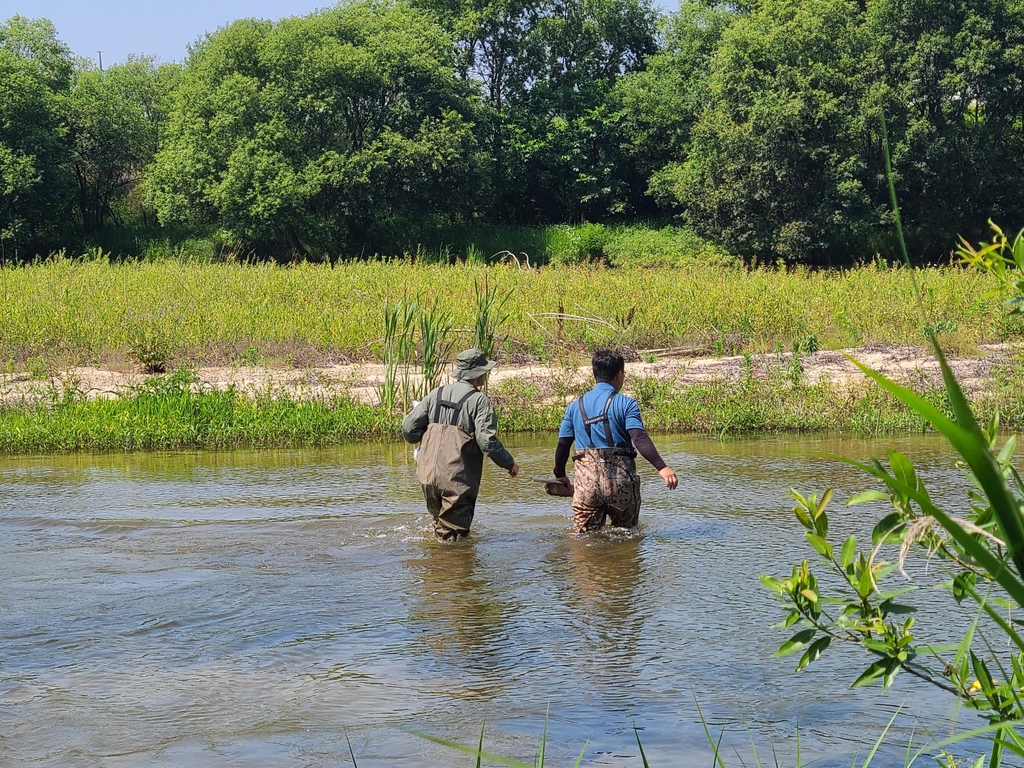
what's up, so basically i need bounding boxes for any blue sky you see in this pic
[1,0,677,66]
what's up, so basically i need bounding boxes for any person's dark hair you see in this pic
[592,349,624,383]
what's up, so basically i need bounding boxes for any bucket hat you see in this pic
[453,348,496,381]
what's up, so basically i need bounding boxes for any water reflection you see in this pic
[408,538,513,698]
[554,533,646,669]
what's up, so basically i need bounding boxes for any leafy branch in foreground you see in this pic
[763,340,1024,767]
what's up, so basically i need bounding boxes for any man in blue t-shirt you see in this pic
[553,349,678,532]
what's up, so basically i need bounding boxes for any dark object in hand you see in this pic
[532,476,573,497]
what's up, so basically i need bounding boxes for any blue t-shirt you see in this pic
[559,382,645,448]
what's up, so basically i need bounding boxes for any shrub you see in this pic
[545,223,611,265]
[604,225,736,267]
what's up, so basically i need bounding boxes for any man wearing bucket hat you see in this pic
[402,348,519,541]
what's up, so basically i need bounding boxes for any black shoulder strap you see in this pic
[432,385,448,423]
[599,391,616,445]
[433,385,477,427]
[577,391,616,446]
[576,395,591,440]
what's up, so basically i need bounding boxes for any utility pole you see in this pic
[98,51,103,71]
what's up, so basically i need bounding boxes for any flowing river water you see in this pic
[0,434,989,767]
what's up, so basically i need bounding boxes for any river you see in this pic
[0,434,988,766]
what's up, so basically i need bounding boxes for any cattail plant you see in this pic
[418,300,455,398]
[380,295,417,412]
[473,276,513,360]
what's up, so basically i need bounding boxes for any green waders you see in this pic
[416,387,483,541]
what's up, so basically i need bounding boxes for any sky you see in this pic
[1,1,343,66]
[2,0,679,67]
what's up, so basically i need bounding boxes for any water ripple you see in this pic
[0,435,982,766]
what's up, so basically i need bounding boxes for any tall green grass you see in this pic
[0,258,1015,367]
[358,221,730,267]
[0,370,394,452]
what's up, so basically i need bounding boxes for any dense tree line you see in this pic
[1,0,1022,263]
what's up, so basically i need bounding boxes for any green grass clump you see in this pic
[636,375,946,436]
[603,225,736,268]
[4,364,1020,454]
[0,370,395,453]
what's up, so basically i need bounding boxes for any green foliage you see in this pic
[797,333,819,355]
[414,0,658,221]
[958,222,1024,317]
[68,57,178,233]
[0,258,1014,366]
[629,375,673,411]
[764,391,1024,763]
[472,276,512,359]
[602,225,734,267]
[0,370,395,452]
[419,299,457,394]
[659,0,1024,262]
[127,323,174,374]
[614,2,735,212]
[3,3,1024,263]
[546,222,610,265]
[147,1,479,255]
[380,295,418,413]
[15,346,1024,452]
[0,16,74,249]
[869,0,1024,256]
[664,0,877,261]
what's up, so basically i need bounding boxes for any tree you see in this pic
[867,0,1024,256]
[659,0,880,262]
[414,0,658,222]
[613,2,735,215]
[68,57,179,232]
[0,16,74,251]
[147,1,480,256]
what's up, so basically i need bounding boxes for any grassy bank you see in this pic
[0,258,1018,369]
[3,366,1023,453]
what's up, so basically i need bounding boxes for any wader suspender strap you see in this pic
[432,386,477,432]
[576,391,617,446]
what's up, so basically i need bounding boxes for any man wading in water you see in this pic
[402,348,520,541]
[553,349,678,533]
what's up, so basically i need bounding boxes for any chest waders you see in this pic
[572,391,641,533]
[416,386,482,540]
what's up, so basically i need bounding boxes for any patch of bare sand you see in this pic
[0,344,1011,407]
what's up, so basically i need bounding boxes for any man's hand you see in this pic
[509,463,520,478]
[659,466,678,490]
[555,475,574,493]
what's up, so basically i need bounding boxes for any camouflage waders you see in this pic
[416,387,483,541]
[571,390,640,532]
[571,447,641,532]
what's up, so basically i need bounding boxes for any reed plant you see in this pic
[380,295,418,412]
[418,298,457,398]
[473,275,513,360]
[408,707,913,767]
